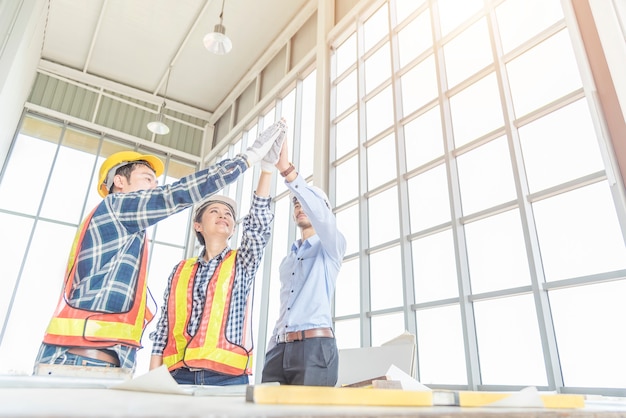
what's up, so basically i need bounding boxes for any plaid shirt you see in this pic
[150,193,273,356]
[35,155,248,371]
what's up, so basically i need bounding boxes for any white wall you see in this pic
[0,0,46,169]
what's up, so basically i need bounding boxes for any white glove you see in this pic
[261,128,287,170]
[260,160,274,173]
[245,118,287,167]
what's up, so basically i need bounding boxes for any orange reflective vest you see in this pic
[162,250,253,375]
[43,207,154,349]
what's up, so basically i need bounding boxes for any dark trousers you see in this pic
[170,367,249,386]
[261,337,338,386]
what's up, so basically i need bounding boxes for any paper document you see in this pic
[110,365,192,395]
[385,364,431,391]
[486,386,546,408]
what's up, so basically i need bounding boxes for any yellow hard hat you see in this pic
[97,151,164,197]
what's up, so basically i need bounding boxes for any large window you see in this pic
[330,0,626,393]
[1,0,624,397]
[0,115,195,375]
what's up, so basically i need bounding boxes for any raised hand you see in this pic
[245,118,287,167]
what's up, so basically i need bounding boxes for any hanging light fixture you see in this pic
[203,0,232,55]
[147,65,172,135]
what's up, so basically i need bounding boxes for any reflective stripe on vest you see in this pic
[43,206,153,348]
[162,250,252,375]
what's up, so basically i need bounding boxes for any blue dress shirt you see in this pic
[268,175,347,350]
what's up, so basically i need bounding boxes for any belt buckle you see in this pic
[277,332,296,343]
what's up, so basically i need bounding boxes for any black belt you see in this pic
[276,327,334,343]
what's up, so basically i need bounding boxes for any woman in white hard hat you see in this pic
[149,158,277,385]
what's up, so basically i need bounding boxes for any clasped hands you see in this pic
[244,117,288,173]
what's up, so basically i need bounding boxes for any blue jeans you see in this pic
[170,367,249,385]
[53,352,118,368]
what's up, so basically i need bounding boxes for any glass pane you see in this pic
[19,114,63,144]
[474,294,548,385]
[138,242,185,374]
[450,73,503,147]
[299,71,316,179]
[413,229,459,303]
[166,158,196,179]
[147,244,186,308]
[368,186,399,247]
[365,43,391,94]
[398,10,432,68]
[336,70,357,116]
[437,0,483,36]
[264,196,291,344]
[519,99,605,193]
[443,18,492,88]
[0,220,75,375]
[363,5,389,52]
[231,136,243,157]
[370,246,403,311]
[335,111,358,158]
[335,258,360,317]
[40,129,99,223]
[277,89,296,197]
[280,89,297,138]
[0,134,57,215]
[367,133,397,190]
[465,209,531,294]
[507,30,582,118]
[335,155,359,206]
[496,0,564,54]
[533,182,626,281]
[336,204,359,256]
[83,153,106,217]
[416,305,467,385]
[404,106,444,170]
[395,0,425,25]
[0,214,33,329]
[400,55,438,117]
[371,312,405,347]
[550,281,626,388]
[366,86,394,140]
[239,168,255,226]
[334,318,361,349]
[457,136,516,215]
[262,107,276,127]
[336,33,357,77]
[152,205,190,244]
[408,164,450,231]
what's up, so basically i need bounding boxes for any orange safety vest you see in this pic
[162,250,253,375]
[43,207,154,349]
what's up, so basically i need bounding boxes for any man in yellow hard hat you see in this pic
[95,150,165,197]
[33,118,287,376]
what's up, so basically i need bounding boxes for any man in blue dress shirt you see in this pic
[261,141,347,386]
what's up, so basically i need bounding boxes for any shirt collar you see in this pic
[291,234,319,252]
[198,246,231,265]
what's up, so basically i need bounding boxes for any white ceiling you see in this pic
[40,0,310,120]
